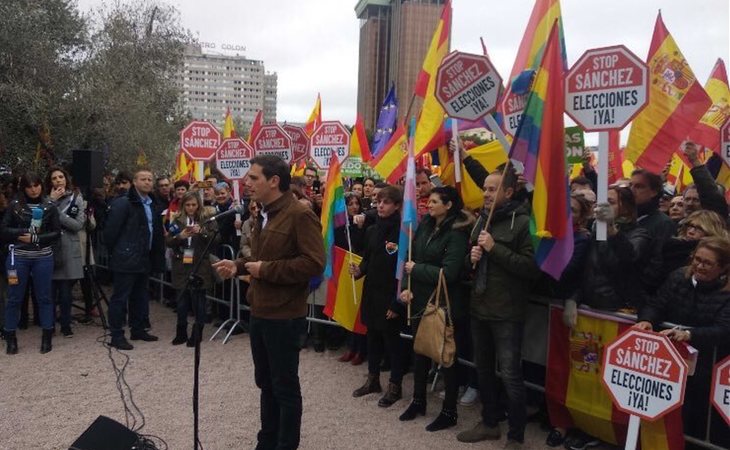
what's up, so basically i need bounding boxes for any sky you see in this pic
[76,0,729,140]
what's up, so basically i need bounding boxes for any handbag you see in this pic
[413,269,456,368]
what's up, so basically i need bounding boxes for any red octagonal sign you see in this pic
[181,121,221,161]
[436,51,502,121]
[309,121,350,170]
[253,124,293,163]
[566,45,649,132]
[216,138,253,180]
[711,355,730,426]
[283,124,310,165]
[601,329,687,421]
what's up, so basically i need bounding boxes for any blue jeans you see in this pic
[5,254,54,331]
[471,319,526,442]
[109,272,149,339]
[249,316,306,450]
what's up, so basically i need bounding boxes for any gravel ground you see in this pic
[0,301,569,450]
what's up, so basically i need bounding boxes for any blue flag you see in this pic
[371,84,398,157]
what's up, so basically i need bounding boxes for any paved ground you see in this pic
[1,301,580,449]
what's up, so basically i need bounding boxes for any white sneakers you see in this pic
[435,386,479,406]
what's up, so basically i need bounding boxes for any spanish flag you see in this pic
[223,107,237,139]
[304,93,322,136]
[688,58,730,153]
[247,109,263,144]
[625,13,712,174]
[546,306,685,450]
[323,246,366,335]
[413,0,451,157]
[607,131,623,185]
[439,140,508,210]
[349,115,372,162]
[369,122,408,183]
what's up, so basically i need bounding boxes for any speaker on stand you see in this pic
[72,149,104,192]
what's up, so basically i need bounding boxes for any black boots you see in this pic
[399,398,426,421]
[172,326,188,345]
[425,408,458,432]
[40,329,53,354]
[353,374,382,397]
[187,325,203,347]
[6,331,18,355]
[378,382,402,407]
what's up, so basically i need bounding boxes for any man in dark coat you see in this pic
[104,169,165,350]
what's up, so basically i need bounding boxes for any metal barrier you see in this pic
[91,231,727,449]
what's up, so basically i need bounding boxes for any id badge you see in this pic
[7,269,19,286]
[183,248,194,265]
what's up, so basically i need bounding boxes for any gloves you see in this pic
[593,202,614,224]
[563,299,577,329]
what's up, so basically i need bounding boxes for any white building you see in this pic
[178,44,277,131]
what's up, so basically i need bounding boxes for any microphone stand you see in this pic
[173,225,220,450]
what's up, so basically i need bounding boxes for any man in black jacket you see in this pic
[104,169,165,350]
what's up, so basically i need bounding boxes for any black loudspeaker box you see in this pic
[72,149,104,190]
[69,415,138,450]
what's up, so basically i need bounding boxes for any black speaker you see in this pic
[69,415,138,450]
[72,149,104,190]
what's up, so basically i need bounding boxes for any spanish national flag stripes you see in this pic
[323,247,366,335]
[688,58,730,153]
[625,13,712,174]
[304,93,322,137]
[368,122,408,183]
[546,306,685,450]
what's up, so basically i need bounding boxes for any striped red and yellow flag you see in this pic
[247,110,263,145]
[688,58,730,153]
[349,115,372,162]
[625,13,712,174]
[323,247,366,335]
[546,306,685,450]
[413,0,451,157]
[440,140,508,210]
[223,107,237,139]
[304,94,322,137]
[368,122,408,183]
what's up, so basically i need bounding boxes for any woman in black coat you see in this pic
[636,236,730,445]
[349,186,405,408]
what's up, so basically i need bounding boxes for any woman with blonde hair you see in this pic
[661,209,728,278]
[165,190,219,346]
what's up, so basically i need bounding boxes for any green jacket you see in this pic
[407,211,474,320]
[469,201,540,322]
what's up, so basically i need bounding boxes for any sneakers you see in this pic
[130,331,159,342]
[564,432,601,450]
[110,337,134,351]
[459,387,479,406]
[456,421,501,443]
[353,374,382,398]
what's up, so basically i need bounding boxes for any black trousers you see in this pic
[366,318,404,384]
[249,316,306,450]
[411,318,459,411]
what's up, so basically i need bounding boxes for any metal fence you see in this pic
[92,235,728,450]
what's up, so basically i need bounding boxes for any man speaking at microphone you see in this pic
[213,155,324,450]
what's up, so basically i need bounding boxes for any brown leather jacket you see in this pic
[235,193,325,319]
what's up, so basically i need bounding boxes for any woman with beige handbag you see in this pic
[399,186,473,432]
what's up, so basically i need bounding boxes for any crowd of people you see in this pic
[1,140,729,449]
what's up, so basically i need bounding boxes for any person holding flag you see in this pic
[349,185,405,408]
[398,185,473,432]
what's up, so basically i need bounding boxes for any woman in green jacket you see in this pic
[398,186,474,432]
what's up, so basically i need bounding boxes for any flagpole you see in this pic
[473,160,512,269]
[451,119,462,192]
[407,222,413,326]
[344,210,359,305]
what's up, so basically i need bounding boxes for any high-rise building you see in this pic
[178,44,277,131]
[355,0,445,131]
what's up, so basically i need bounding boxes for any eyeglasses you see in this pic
[692,255,718,269]
[686,223,706,233]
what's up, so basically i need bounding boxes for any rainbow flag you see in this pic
[500,0,567,126]
[323,247,367,335]
[320,153,346,278]
[304,93,322,136]
[349,115,372,162]
[246,110,262,144]
[396,118,418,283]
[689,58,730,153]
[369,122,408,183]
[509,22,572,280]
[625,13,712,174]
[413,0,451,157]
[223,107,237,139]
[546,306,685,450]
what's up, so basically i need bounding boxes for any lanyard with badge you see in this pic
[7,244,18,285]
[183,217,194,265]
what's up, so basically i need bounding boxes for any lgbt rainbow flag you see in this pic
[508,22,572,280]
[396,118,418,284]
[320,153,346,278]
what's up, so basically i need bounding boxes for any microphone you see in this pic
[204,203,247,224]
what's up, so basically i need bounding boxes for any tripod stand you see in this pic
[172,226,220,450]
[83,212,110,331]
